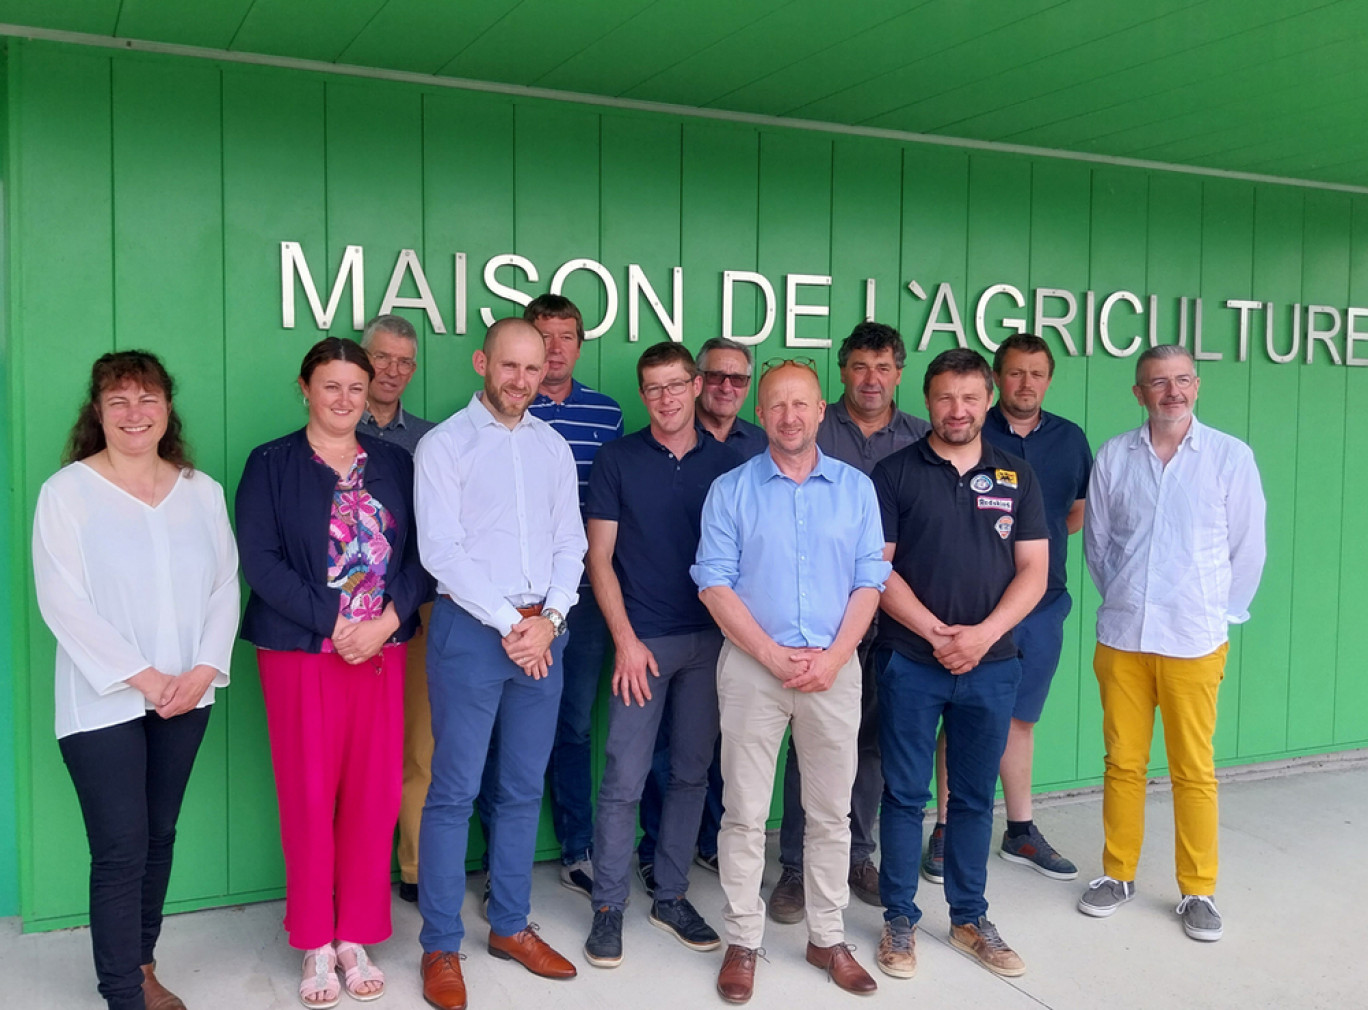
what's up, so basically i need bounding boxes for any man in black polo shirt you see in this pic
[871,348,1048,981]
[922,333,1092,884]
[581,342,741,968]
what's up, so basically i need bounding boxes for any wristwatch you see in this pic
[544,608,568,639]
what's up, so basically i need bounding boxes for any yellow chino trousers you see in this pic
[397,602,434,885]
[1093,641,1228,896]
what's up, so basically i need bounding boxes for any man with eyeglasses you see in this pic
[637,337,765,898]
[694,360,888,1002]
[357,313,437,906]
[524,294,625,899]
[1079,344,1265,943]
[770,321,930,922]
[581,342,739,968]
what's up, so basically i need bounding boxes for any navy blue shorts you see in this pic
[1012,591,1072,723]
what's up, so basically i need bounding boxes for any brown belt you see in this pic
[517,603,544,619]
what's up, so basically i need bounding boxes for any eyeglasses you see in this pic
[761,356,818,375]
[1141,374,1195,391]
[370,351,417,374]
[702,370,751,389]
[641,378,692,401]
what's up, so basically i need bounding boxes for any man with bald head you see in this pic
[414,317,587,1008]
[693,361,889,1002]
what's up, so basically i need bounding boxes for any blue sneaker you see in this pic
[999,824,1078,880]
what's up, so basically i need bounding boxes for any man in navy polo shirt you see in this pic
[871,348,1048,982]
[525,294,624,897]
[581,342,740,968]
[922,333,1092,884]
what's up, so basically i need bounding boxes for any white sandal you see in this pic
[299,945,340,1009]
[335,942,385,1002]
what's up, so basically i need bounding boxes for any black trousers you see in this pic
[59,706,211,1010]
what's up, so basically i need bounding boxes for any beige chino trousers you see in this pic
[716,639,861,948]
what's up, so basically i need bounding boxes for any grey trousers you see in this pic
[590,629,722,909]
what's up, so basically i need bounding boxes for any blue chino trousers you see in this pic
[418,597,566,951]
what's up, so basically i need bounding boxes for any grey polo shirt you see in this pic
[356,403,436,457]
[816,397,931,475]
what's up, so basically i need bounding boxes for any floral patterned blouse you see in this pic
[317,448,396,643]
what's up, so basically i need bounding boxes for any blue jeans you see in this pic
[878,649,1019,927]
[549,588,609,863]
[418,598,565,951]
[591,630,721,908]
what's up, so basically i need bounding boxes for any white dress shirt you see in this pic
[1084,416,1266,659]
[414,392,586,637]
[32,463,240,738]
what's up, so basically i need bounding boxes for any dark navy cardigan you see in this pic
[235,427,431,652]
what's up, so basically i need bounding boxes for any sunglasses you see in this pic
[702,370,751,390]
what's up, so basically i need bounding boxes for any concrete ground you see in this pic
[5,755,1365,1010]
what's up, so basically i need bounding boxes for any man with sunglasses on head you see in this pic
[770,321,930,922]
[356,313,436,907]
[1079,344,1265,943]
[694,359,888,1003]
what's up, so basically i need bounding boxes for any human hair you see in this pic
[524,293,585,343]
[637,341,697,388]
[299,336,375,385]
[922,347,994,397]
[1134,343,1194,383]
[697,336,753,371]
[837,321,907,369]
[993,333,1055,376]
[361,313,418,348]
[63,350,193,469]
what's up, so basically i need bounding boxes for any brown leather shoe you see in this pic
[140,963,186,1010]
[487,923,577,979]
[766,866,805,924]
[807,942,878,995]
[421,951,467,1010]
[847,859,882,907]
[717,944,760,1004]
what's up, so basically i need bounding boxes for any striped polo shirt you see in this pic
[529,379,624,512]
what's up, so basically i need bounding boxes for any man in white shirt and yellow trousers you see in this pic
[1079,344,1266,943]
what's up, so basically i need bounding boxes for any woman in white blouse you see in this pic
[32,350,239,1010]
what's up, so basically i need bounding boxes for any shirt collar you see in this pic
[758,446,838,484]
[469,391,536,430]
[987,403,1045,436]
[1132,415,1203,451]
[361,403,408,430]
[533,378,590,408]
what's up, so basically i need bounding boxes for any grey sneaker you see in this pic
[584,905,624,967]
[876,915,917,979]
[1176,894,1223,941]
[920,825,945,885]
[560,858,594,899]
[999,824,1078,880]
[636,860,656,899]
[949,917,1025,977]
[1077,876,1135,917]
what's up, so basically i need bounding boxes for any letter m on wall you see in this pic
[281,242,366,330]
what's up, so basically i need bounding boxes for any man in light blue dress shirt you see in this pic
[692,361,889,1003]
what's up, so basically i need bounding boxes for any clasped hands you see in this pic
[332,610,400,666]
[502,615,555,679]
[126,664,218,719]
[925,621,995,675]
[763,644,844,693]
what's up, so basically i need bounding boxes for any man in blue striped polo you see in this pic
[525,294,625,898]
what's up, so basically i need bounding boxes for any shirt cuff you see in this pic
[689,563,735,591]
[492,603,524,638]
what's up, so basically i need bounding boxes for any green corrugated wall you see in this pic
[5,38,1366,928]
